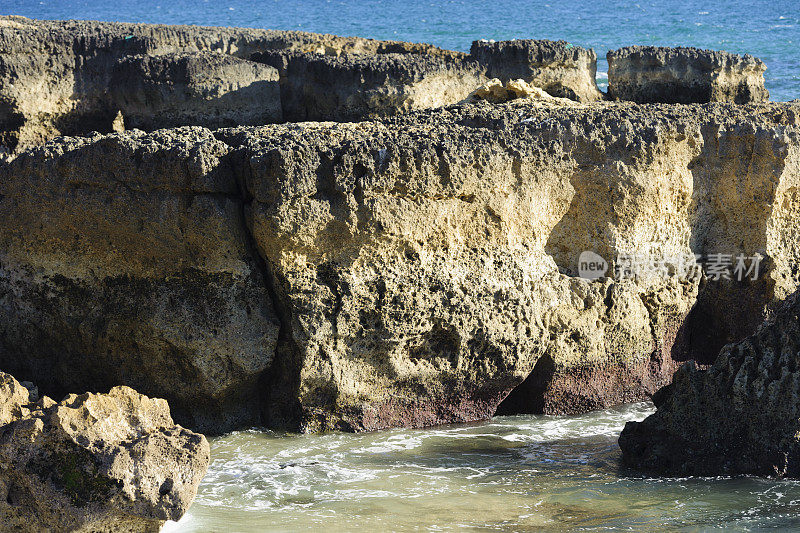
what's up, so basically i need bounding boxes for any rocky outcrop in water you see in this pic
[607,46,769,104]
[230,102,800,430]
[0,372,209,531]
[3,98,799,433]
[0,17,796,435]
[619,289,800,477]
[2,18,776,157]
[470,39,603,102]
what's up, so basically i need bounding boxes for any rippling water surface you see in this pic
[164,403,800,531]
[6,0,800,101]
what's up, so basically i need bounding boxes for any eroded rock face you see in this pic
[0,127,280,433]
[219,102,800,431]
[110,52,282,130]
[1,101,799,434]
[470,39,603,102]
[0,16,461,151]
[253,50,483,122]
[619,289,800,477]
[1,19,620,154]
[607,46,769,104]
[0,372,209,532]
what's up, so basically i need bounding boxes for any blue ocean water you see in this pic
[3,0,799,100]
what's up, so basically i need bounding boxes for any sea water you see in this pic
[5,0,799,101]
[164,403,800,531]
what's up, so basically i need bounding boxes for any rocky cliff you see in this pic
[0,128,280,433]
[619,289,800,477]
[2,100,799,433]
[109,51,282,130]
[470,39,603,102]
[608,46,769,104]
[0,372,209,531]
[0,18,611,154]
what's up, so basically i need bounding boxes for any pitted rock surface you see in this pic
[607,46,769,104]
[0,372,209,532]
[0,127,280,433]
[2,99,800,433]
[110,51,282,130]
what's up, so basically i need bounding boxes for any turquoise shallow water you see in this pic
[4,0,799,100]
[163,403,800,532]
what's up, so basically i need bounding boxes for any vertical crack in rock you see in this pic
[674,120,797,363]
[216,133,304,431]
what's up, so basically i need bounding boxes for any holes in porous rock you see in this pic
[358,309,383,331]
[409,323,461,365]
[159,478,173,496]
[544,84,578,101]
[404,249,419,262]
[457,193,476,203]
[315,261,339,287]
[5,484,19,506]
[352,162,370,181]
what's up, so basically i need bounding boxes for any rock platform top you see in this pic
[0,17,772,154]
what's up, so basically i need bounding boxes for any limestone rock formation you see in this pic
[607,46,769,104]
[0,372,209,532]
[2,96,799,433]
[253,50,483,122]
[220,102,800,431]
[110,51,282,130]
[471,78,575,103]
[470,39,603,102]
[619,289,800,477]
[0,127,280,433]
[0,17,464,152]
[1,19,622,154]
